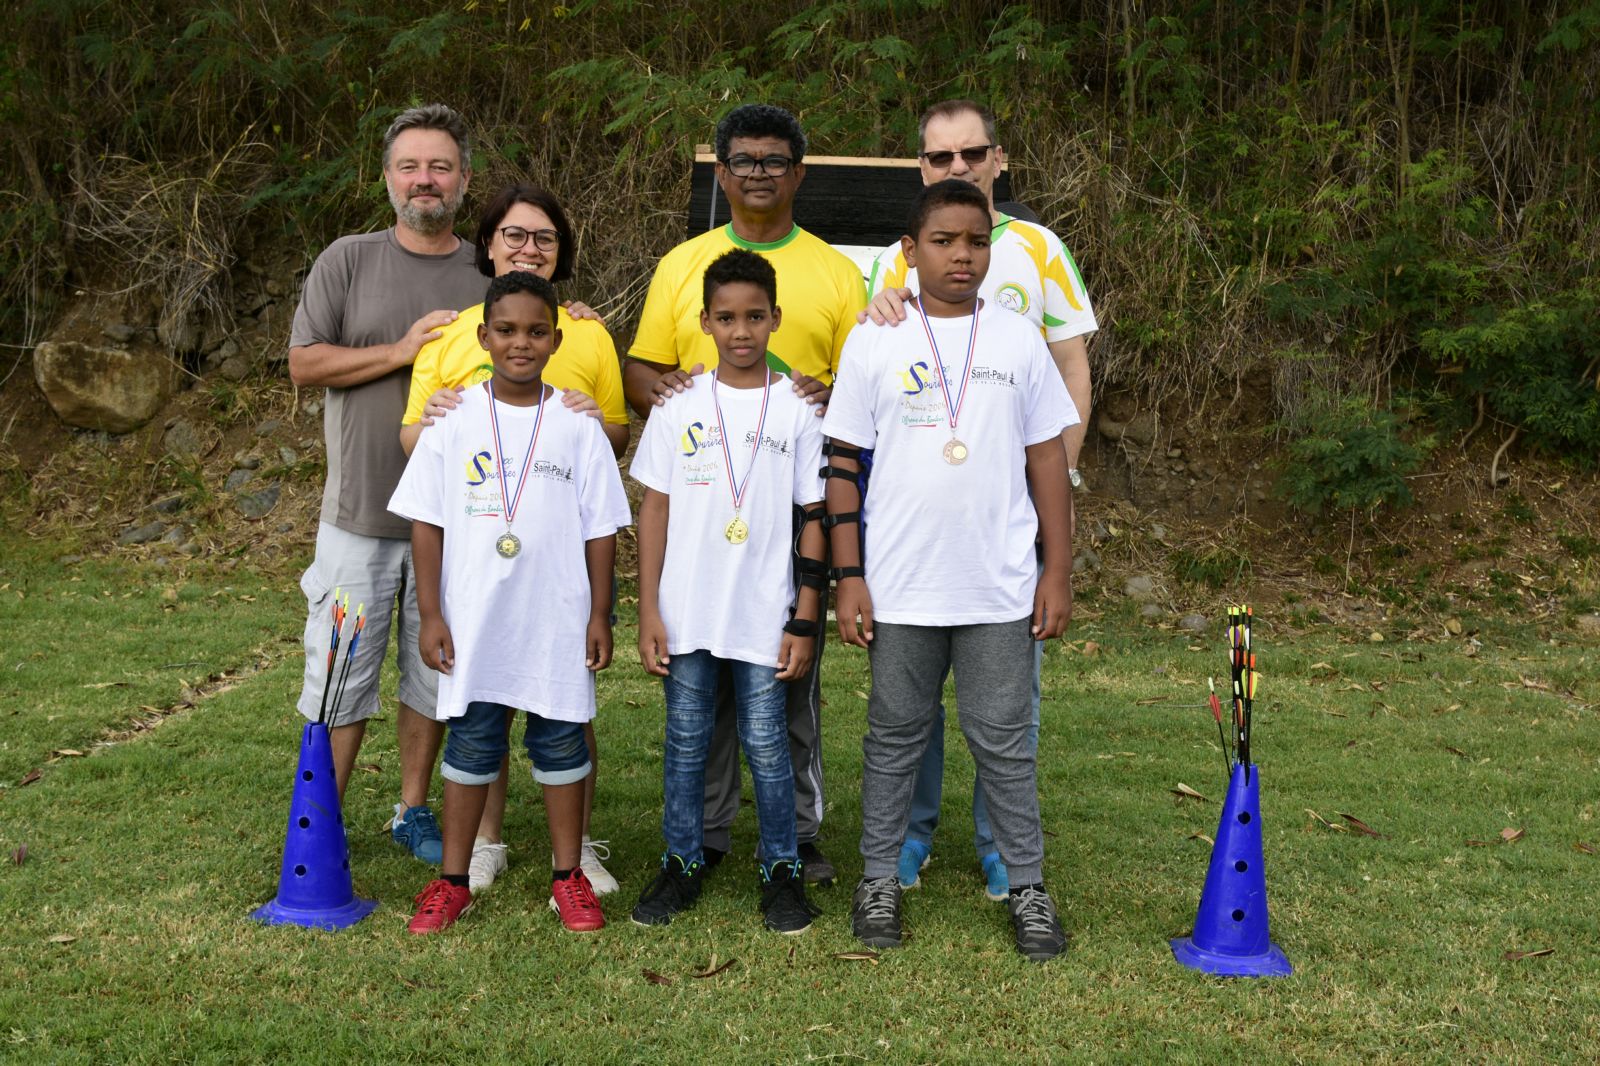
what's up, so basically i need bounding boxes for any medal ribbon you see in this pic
[485,381,545,530]
[711,370,772,516]
[914,301,980,434]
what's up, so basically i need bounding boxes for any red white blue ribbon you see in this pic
[485,381,546,529]
[710,370,772,516]
[914,301,980,434]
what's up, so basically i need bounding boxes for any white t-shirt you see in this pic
[867,216,1098,344]
[821,305,1078,625]
[388,385,632,722]
[631,374,824,666]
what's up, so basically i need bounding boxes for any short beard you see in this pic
[389,184,464,236]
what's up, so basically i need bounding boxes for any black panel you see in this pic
[688,161,1018,245]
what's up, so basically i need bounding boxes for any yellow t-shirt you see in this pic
[867,216,1097,344]
[404,305,627,426]
[628,224,866,383]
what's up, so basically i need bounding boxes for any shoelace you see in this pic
[414,881,460,915]
[581,839,611,863]
[470,842,508,872]
[402,807,439,839]
[555,873,599,910]
[856,876,900,922]
[1010,886,1057,937]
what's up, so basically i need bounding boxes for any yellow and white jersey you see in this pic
[867,216,1097,344]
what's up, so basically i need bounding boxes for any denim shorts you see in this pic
[441,701,591,786]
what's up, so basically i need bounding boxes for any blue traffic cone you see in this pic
[1170,763,1292,977]
[251,722,377,930]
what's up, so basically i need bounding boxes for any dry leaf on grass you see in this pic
[1338,812,1383,837]
[81,681,128,689]
[692,957,737,979]
[833,951,880,964]
[1500,827,1525,843]
[48,934,77,944]
[1445,746,1469,758]
[642,969,673,986]
[19,769,41,787]
[1574,841,1596,855]
[853,690,869,701]
[1135,696,1169,706]
[1171,783,1209,802]
[1188,832,1214,846]
[50,749,84,759]
[10,844,25,866]
[1502,948,1554,961]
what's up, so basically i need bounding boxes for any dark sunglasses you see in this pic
[919,144,996,169]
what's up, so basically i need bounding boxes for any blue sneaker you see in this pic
[981,852,1010,902]
[897,839,931,890]
[391,803,443,864]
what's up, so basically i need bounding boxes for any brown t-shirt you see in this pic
[290,229,486,539]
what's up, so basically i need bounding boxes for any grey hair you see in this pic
[382,103,470,169]
[917,99,998,150]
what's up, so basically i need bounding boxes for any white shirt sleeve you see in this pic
[819,329,879,450]
[1020,329,1079,446]
[629,402,676,495]
[577,417,633,540]
[792,406,825,505]
[387,421,448,527]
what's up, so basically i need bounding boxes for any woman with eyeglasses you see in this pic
[401,183,628,897]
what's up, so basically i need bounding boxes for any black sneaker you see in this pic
[798,840,836,886]
[630,854,704,927]
[850,875,903,948]
[1008,884,1068,962]
[760,861,819,935]
[702,845,727,870]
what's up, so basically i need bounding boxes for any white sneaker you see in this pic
[579,837,619,895]
[468,837,509,894]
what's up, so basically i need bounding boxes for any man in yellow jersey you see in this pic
[627,103,866,884]
[863,99,1097,903]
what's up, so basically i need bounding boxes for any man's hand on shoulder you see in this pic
[789,371,831,417]
[856,286,913,327]
[396,309,461,366]
[651,362,704,405]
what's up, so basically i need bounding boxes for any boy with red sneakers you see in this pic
[389,271,631,933]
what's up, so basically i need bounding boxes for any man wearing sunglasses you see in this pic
[862,99,1098,905]
[626,103,866,886]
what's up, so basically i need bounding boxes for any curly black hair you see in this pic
[701,249,778,311]
[483,270,559,325]
[714,103,807,163]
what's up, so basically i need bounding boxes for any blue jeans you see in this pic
[442,701,591,786]
[663,651,797,867]
[905,639,1043,859]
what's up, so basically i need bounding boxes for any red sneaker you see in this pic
[409,879,472,934]
[549,869,606,932]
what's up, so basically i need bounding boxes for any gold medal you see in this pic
[495,531,521,559]
[724,516,750,544]
[943,438,969,465]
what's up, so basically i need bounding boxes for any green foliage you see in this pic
[1275,394,1433,515]
[1170,545,1252,589]
[1420,285,1600,461]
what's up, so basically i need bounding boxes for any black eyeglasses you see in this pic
[919,145,996,169]
[723,154,794,177]
[497,226,560,252]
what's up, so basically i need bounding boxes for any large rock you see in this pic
[34,340,177,433]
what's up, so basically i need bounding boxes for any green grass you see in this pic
[1,535,1598,1062]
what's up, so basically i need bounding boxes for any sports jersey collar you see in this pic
[724,223,800,252]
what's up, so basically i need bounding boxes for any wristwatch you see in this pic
[1068,467,1084,489]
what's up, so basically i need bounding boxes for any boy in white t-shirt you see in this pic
[821,180,1078,962]
[388,271,632,935]
[629,250,827,934]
